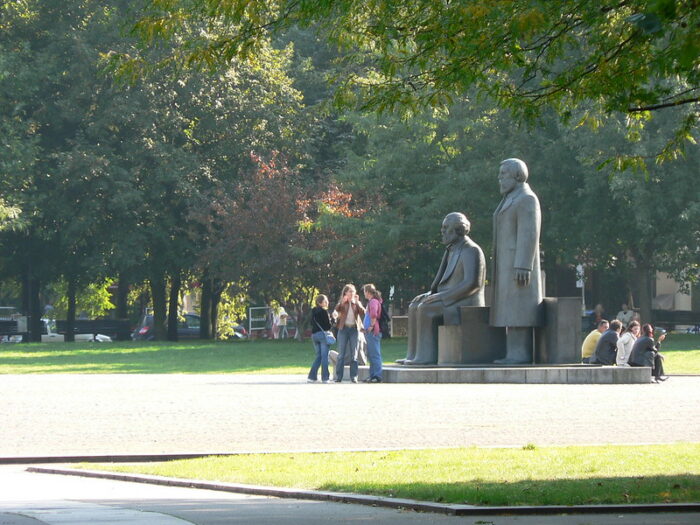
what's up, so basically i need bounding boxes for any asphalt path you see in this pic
[1,374,699,456]
[1,374,699,524]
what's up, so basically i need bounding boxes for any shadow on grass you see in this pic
[315,475,700,506]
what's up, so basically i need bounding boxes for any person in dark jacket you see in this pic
[307,294,334,383]
[629,323,667,382]
[591,319,622,365]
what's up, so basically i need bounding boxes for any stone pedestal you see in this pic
[534,297,582,364]
[437,326,462,364]
[434,300,581,365]
[437,306,506,364]
[374,364,651,384]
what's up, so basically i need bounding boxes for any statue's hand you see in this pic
[410,292,429,305]
[423,292,443,304]
[515,268,531,287]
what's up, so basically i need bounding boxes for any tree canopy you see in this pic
[127,0,699,161]
[1,1,697,339]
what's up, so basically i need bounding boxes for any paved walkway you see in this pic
[1,374,699,457]
[1,374,699,524]
[2,465,699,525]
[0,465,467,524]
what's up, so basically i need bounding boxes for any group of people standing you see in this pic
[307,283,384,384]
[581,318,668,382]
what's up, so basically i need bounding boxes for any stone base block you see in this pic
[535,297,582,364]
[437,325,462,365]
[435,306,506,365]
[380,365,651,384]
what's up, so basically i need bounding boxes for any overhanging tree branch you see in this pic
[628,97,700,112]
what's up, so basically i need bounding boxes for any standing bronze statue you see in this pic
[402,212,486,365]
[490,158,543,364]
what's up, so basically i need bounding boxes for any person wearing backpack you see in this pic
[362,283,384,383]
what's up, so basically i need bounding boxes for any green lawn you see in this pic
[82,443,700,506]
[0,338,408,374]
[0,335,698,374]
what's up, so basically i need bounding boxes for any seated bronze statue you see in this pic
[401,212,486,365]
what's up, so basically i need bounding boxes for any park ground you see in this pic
[1,336,699,514]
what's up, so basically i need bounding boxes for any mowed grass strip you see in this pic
[0,335,698,374]
[83,444,700,506]
[0,338,408,374]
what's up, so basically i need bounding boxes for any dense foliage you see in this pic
[127,0,699,164]
[0,1,697,340]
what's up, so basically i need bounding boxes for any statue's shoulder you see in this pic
[521,183,540,201]
[463,237,485,256]
[512,184,540,211]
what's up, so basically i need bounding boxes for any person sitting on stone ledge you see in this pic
[581,319,609,363]
[590,319,622,365]
[616,320,640,367]
[629,323,667,382]
[399,212,485,365]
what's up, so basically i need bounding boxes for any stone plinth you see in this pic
[359,365,651,384]
[535,297,582,364]
[437,306,506,364]
[434,299,583,366]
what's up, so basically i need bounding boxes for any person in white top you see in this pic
[616,320,640,366]
[616,304,634,326]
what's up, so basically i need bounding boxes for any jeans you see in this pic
[336,326,358,381]
[366,331,382,379]
[308,331,330,381]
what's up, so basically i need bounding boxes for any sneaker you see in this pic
[322,379,331,384]
[351,377,358,383]
[370,377,382,383]
[306,378,317,383]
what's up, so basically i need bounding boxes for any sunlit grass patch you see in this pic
[81,443,700,506]
[0,338,408,374]
[0,335,697,374]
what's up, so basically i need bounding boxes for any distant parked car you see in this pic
[42,319,112,343]
[132,313,247,340]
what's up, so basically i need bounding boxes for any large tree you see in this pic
[127,0,699,161]
[0,0,316,340]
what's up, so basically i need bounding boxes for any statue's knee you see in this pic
[416,302,442,320]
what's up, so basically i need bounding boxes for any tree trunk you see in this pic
[637,263,653,326]
[116,275,129,319]
[150,273,168,341]
[28,277,42,342]
[65,278,77,343]
[20,270,30,318]
[210,281,224,340]
[293,303,304,341]
[166,273,181,341]
[199,277,211,339]
[115,276,130,341]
